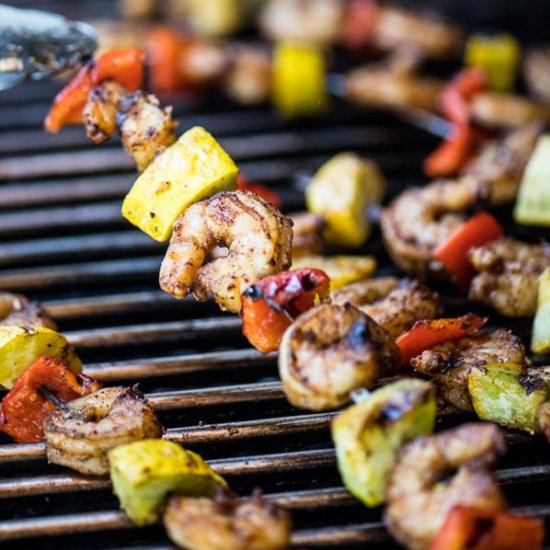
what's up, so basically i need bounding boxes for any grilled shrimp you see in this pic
[160,191,293,314]
[82,80,126,144]
[290,211,326,259]
[0,292,56,330]
[117,91,178,171]
[345,51,443,113]
[385,423,506,550]
[44,386,163,476]
[225,46,271,105]
[260,0,345,46]
[524,47,550,105]
[278,303,399,411]
[332,277,441,338]
[411,329,526,411]
[470,92,550,129]
[468,238,550,317]
[460,123,542,205]
[372,6,463,60]
[164,490,292,550]
[380,178,484,277]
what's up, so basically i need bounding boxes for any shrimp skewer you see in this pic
[385,423,506,550]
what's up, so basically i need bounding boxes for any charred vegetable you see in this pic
[164,490,292,550]
[305,153,385,248]
[122,126,239,242]
[332,379,436,507]
[44,386,162,476]
[292,255,376,290]
[532,267,550,354]
[0,326,81,389]
[429,505,544,550]
[241,268,330,353]
[514,135,550,226]
[468,363,549,434]
[0,356,101,443]
[279,303,399,411]
[109,439,227,526]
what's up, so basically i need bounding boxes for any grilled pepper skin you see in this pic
[332,379,436,507]
[429,505,544,550]
[242,268,330,353]
[45,48,145,132]
[109,439,227,526]
[468,363,549,434]
[0,356,101,443]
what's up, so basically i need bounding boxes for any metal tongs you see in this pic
[0,3,97,91]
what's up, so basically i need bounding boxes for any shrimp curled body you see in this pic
[385,423,506,550]
[160,191,293,313]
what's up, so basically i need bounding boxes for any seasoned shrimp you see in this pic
[411,329,526,411]
[332,277,441,338]
[380,178,484,277]
[0,292,56,330]
[164,490,291,550]
[460,123,542,205]
[260,0,345,46]
[345,60,443,111]
[385,423,506,550]
[470,92,550,129]
[279,303,399,411]
[82,80,126,144]
[117,91,178,171]
[468,238,550,317]
[160,191,293,314]
[225,46,272,106]
[289,211,326,259]
[373,6,464,60]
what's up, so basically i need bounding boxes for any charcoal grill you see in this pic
[1,3,550,549]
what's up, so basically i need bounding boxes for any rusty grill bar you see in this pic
[1,21,550,550]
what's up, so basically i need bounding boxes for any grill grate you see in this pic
[1,32,550,550]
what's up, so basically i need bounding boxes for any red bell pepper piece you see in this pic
[241,268,330,353]
[0,356,102,443]
[342,0,380,50]
[440,68,488,125]
[424,123,472,178]
[429,505,544,550]
[396,314,487,367]
[434,211,504,288]
[147,26,189,94]
[45,48,145,133]
[237,175,282,209]
[424,68,487,177]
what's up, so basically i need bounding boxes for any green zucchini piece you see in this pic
[468,362,549,434]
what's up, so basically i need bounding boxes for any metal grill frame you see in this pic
[1,14,550,549]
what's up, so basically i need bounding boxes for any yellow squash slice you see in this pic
[109,439,227,526]
[0,326,81,389]
[122,126,239,242]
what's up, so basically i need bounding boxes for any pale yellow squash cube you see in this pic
[109,439,227,526]
[122,126,239,242]
[0,326,81,389]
